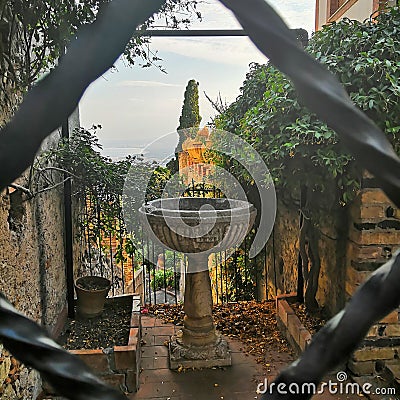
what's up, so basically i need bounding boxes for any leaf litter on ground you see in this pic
[148,300,291,370]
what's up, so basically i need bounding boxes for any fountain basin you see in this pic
[139,197,256,254]
[139,196,256,369]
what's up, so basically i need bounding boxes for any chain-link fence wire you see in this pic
[219,1,400,398]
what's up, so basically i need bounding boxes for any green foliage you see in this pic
[151,268,178,290]
[0,0,201,97]
[38,125,129,199]
[178,79,202,130]
[214,7,400,208]
[175,79,202,156]
[35,126,171,250]
[223,249,258,302]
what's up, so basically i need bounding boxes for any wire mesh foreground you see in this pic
[0,0,399,399]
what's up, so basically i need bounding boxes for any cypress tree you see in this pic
[176,79,202,153]
[178,79,202,131]
[168,80,202,173]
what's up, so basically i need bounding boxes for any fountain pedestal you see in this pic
[139,197,256,370]
[169,254,231,369]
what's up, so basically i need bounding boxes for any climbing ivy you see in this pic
[215,7,400,207]
[214,7,400,310]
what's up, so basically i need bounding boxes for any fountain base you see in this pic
[168,330,231,370]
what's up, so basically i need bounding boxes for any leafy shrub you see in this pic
[151,268,179,290]
[215,7,400,207]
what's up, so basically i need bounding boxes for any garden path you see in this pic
[128,316,362,400]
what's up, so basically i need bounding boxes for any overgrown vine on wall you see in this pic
[214,7,400,310]
[31,126,171,280]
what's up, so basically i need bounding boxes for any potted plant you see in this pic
[34,127,171,301]
[75,275,111,318]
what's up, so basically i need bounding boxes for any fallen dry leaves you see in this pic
[149,300,291,370]
[290,301,326,335]
[63,297,132,350]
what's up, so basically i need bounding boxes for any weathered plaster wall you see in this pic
[314,211,348,315]
[0,171,62,399]
[265,200,299,298]
[340,0,374,21]
[0,109,80,398]
[316,0,374,30]
[266,195,348,316]
[0,172,65,325]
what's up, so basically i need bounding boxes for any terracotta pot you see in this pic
[75,276,111,318]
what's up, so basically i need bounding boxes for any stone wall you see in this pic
[268,181,400,380]
[0,343,39,400]
[265,197,348,315]
[267,184,400,317]
[0,110,81,398]
[314,211,348,315]
[265,200,299,298]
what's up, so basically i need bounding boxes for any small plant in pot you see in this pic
[75,275,111,318]
[74,244,113,318]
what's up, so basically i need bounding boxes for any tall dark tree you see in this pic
[178,80,201,129]
[168,79,202,172]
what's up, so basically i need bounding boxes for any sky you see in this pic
[79,0,315,158]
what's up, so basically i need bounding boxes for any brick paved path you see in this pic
[128,316,369,400]
[129,316,290,400]
[128,316,267,400]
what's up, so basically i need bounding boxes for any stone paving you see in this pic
[128,316,363,400]
[128,316,266,400]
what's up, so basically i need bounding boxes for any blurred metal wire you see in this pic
[220,0,400,398]
[0,0,164,399]
[0,0,399,399]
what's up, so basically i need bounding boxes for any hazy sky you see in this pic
[79,0,315,158]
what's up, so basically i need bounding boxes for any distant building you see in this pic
[315,0,396,31]
[178,126,214,185]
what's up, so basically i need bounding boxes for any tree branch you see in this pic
[0,0,165,192]
[34,177,72,196]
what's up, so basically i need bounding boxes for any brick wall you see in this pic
[268,183,400,378]
[346,186,400,376]
[346,188,399,297]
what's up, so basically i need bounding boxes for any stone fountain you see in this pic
[140,197,256,369]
